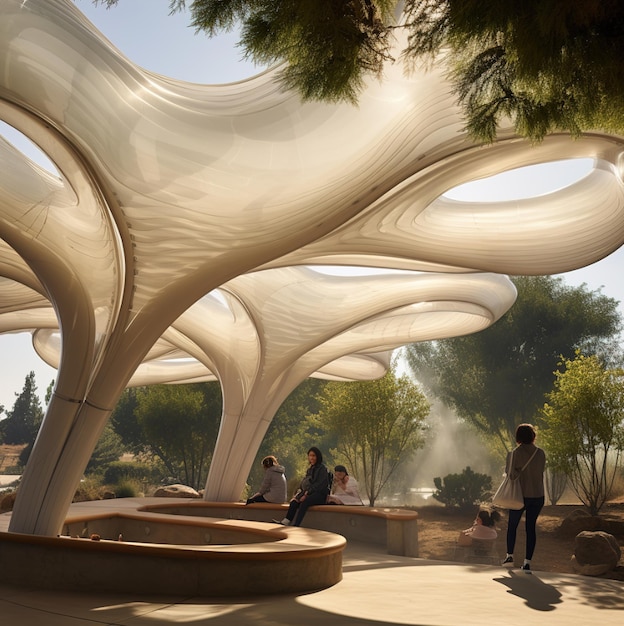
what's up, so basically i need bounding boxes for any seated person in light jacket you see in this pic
[246,455,287,504]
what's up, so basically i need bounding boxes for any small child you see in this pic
[458,508,501,545]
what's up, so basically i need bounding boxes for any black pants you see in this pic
[506,496,545,560]
[286,491,327,526]
[245,495,268,505]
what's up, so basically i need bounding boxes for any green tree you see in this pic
[540,353,624,516]
[0,372,43,445]
[44,379,56,405]
[86,422,125,475]
[111,383,222,487]
[133,383,221,489]
[96,1,624,142]
[249,378,328,492]
[406,276,622,453]
[96,0,397,105]
[110,387,143,453]
[402,0,624,142]
[316,365,429,505]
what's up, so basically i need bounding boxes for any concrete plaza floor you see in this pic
[0,536,623,626]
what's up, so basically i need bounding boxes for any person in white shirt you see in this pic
[327,465,364,505]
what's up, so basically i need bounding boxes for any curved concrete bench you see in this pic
[144,500,419,557]
[0,498,345,597]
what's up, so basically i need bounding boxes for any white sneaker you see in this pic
[272,518,290,525]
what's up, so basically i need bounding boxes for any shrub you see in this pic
[103,461,159,485]
[114,478,143,498]
[433,466,493,508]
[73,476,107,502]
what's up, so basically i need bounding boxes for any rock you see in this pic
[559,509,601,537]
[571,531,621,576]
[570,557,612,577]
[153,484,200,498]
[0,491,16,512]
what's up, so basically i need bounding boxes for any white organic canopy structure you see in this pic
[1,0,624,536]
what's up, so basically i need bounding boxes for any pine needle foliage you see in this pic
[172,0,397,104]
[95,1,624,147]
[403,0,624,142]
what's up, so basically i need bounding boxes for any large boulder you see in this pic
[153,484,200,498]
[559,509,601,538]
[571,531,621,576]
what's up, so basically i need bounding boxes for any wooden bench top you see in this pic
[139,500,419,558]
[141,500,419,520]
[0,498,346,597]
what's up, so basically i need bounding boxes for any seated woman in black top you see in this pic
[276,446,329,527]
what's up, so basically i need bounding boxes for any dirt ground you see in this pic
[0,444,22,473]
[413,500,624,580]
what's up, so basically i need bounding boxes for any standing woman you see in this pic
[502,423,546,571]
[277,446,329,527]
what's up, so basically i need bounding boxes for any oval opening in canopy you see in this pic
[0,121,59,176]
[444,159,594,202]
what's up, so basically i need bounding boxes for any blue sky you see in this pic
[0,0,622,410]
